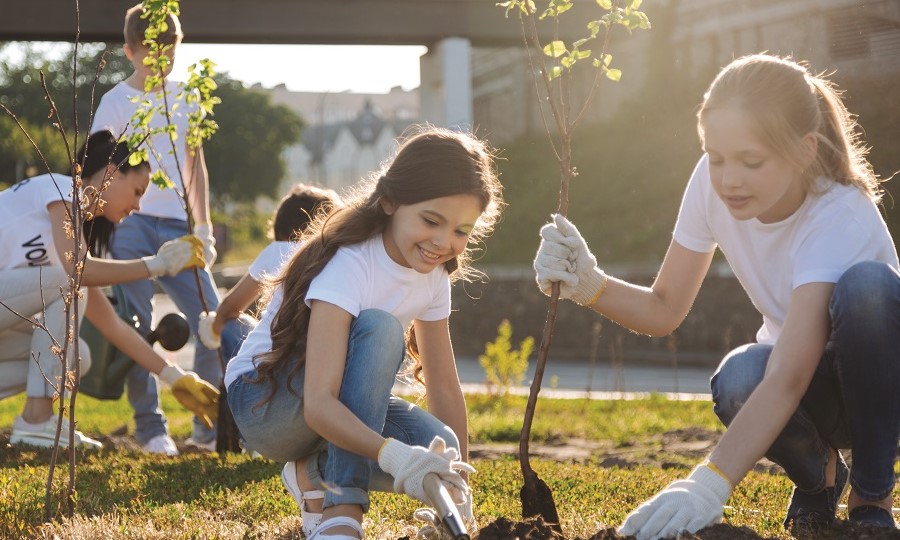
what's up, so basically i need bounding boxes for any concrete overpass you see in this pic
[0,0,586,46]
[1,0,595,129]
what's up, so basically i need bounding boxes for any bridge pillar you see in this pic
[420,37,472,131]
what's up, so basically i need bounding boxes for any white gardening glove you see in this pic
[142,235,205,278]
[378,436,475,505]
[618,464,732,540]
[534,214,607,306]
[197,311,221,349]
[193,223,217,266]
[414,497,477,539]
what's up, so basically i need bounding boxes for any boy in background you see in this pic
[92,3,241,455]
[198,184,340,349]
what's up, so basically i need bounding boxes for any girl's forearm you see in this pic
[80,256,150,286]
[588,277,684,337]
[215,274,261,331]
[708,374,808,484]
[426,385,469,460]
[590,242,714,337]
[304,396,386,459]
[85,288,167,374]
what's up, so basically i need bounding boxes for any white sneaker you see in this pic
[142,434,179,456]
[10,416,103,449]
[185,437,216,452]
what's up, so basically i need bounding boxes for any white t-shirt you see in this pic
[0,174,73,270]
[673,154,898,344]
[224,234,452,387]
[248,241,298,281]
[92,80,199,220]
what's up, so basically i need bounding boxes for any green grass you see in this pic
[466,393,721,445]
[0,392,196,439]
[0,391,864,539]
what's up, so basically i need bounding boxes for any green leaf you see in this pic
[150,170,174,190]
[630,0,643,8]
[128,150,146,166]
[497,0,534,17]
[542,0,573,18]
[624,10,651,30]
[543,41,567,58]
[605,68,622,81]
[596,0,612,9]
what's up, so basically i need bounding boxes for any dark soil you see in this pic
[465,426,900,540]
[469,516,900,539]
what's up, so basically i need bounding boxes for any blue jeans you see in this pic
[111,213,245,445]
[711,261,900,501]
[227,309,459,512]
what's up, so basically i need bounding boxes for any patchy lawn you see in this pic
[2,392,898,539]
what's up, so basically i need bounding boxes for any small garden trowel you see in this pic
[423,473,470,540]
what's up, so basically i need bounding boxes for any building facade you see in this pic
[264,86,420,194]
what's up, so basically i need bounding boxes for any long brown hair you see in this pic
[252,126,503,401]
[698,54,881,202]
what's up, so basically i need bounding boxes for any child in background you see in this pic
[92,3,241,455]
[0,130,217,448]
[225,127,503,539]
[535,54,899,539]
[197,184,340,350]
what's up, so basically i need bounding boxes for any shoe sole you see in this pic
[11,434,102,449]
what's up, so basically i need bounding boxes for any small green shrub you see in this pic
[478,320,534,396]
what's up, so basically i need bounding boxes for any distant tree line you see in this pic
[0,42,304,208]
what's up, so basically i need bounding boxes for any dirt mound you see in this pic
[468,516,900,539]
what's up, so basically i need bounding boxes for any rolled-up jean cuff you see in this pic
[849,478,896,502]
[305,448,326,488]
[328,486,371,511]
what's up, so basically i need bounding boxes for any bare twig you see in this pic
[499,0,650,529]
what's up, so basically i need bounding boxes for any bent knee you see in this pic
[834,261,898,318]
[353,309,405,350]
[711,355,765,423]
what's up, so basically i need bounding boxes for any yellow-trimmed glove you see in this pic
[378,437,475,505]
[534,214,607,306]
[618,463,732,540]
[193,223,217,266]
[178,234,206,269]
[142,235,205,277]
[159,365,219,429]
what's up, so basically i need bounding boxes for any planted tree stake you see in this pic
[497,0,650,532]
